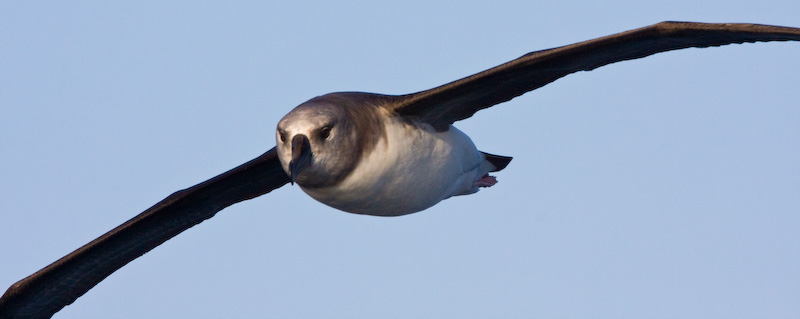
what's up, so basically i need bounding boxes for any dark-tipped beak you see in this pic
[289,134,312,185]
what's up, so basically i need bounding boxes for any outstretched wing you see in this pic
[389,21,800,131]
[0,148,290,319]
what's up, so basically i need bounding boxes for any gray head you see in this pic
[275,92,390,188]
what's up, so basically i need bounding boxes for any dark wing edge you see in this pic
[0,147,290,319]
[389,21,800,131]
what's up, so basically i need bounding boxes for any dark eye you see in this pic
[320,126,331,139]
[278,130,287,143]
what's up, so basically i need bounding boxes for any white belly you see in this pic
[300,119,491,216]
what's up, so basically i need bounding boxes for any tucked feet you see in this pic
[474,174,498,188]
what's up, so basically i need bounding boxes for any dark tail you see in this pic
[481,152,512,172]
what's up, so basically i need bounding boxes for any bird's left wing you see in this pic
[388,21,800,131]
[0,148,290,319]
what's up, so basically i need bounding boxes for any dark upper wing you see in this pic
[0,148,290,319]
[388,21,800,131]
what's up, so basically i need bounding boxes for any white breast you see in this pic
[300,116,492,216]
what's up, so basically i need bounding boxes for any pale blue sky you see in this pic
[1,1,798,318]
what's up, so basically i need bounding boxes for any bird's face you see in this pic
[276,102,358,188]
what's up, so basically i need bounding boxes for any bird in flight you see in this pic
[1,21,799,319]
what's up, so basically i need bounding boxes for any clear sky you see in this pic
[1,1,798,318]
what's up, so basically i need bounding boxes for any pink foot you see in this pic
[474,174,498,188]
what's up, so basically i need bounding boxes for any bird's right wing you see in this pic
[0,147,290,319]
[389,21,800,131]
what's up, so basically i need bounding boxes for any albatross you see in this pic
[1,21,799,318]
